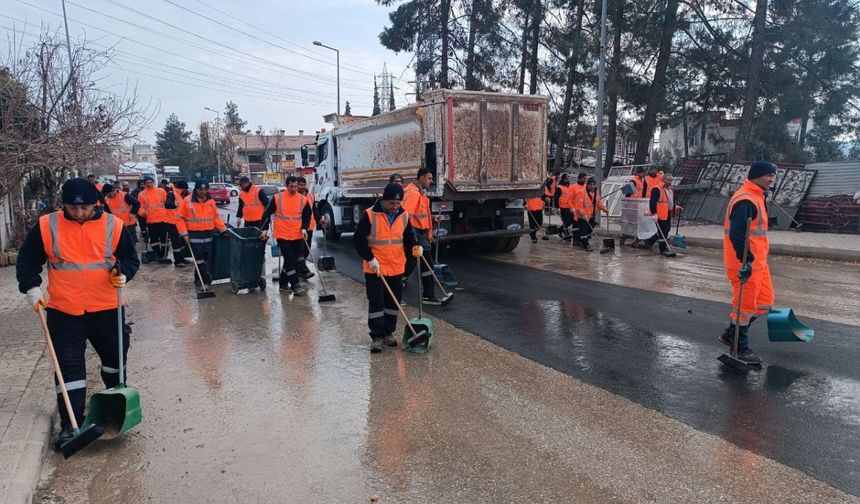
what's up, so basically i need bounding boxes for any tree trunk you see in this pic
[732,0,768,161]
[798,109,809,148]
[518,5,530,94]
[554,0,586,172]
[465,0,479,90]
[528,0,541,94]
[682,104,689,158]
[633,0,680,164]
[440,0,451,89]
[604,0,624,172]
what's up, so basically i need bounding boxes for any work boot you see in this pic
[737,348,763,365]
[581,240,593,252]
[302,271,315,281]
[383,334,398,347]
[174,260,187,268]
[718,327,732,347]
[53,425,75,452]
[531,237,538,243]
[291,285,307,296]
[370,339,383,353]
[422,296,443,306]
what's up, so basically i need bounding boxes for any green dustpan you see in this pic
[767,308,814,343]
[403,317,433,354]
[83,281,142,435]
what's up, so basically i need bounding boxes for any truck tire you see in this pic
[475,237,520,254]
[499,237,521,253]
[320,203,341,240]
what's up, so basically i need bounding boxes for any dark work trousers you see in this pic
[577,218,596,248]
[167,223,188,264]
[297,233,312,276]
[402,229,435,299]
[145,221,169,259]
[125,224,138,244]
[46,307,130,429]
[560,209,574,239]
[139,216,149,241]
[277,239,303,289]
[243,220,263,230]
[188,230,214,284]
[644,219,671,253]
[365,273,403,339]
[528,210,544,240]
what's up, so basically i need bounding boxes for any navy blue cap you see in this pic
[382,183,404,201]
[61,178,99,205]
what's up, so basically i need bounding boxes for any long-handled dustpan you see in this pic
[302,238,336,302]
[403,257,433,353]
[545,202,560,236]
[671,211,687,249]
[85,282,142,436]
[37,306,104,457]
[317,229,335,270]
[718,218,755,372]
[654,220,678,258]
[767,308,814,342]
[157,232,173,264]
[584,219,613,254]
[377,272,430,351]
[431,227,458,287]
[526,207,550,241]
[187,243,216,299]
[140,235,158,264]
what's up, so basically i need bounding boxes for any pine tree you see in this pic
[224,101,246,132]
[344,101,352,116]
[389,81,396,110]
[372,77,382,116]
[155,114,196,174]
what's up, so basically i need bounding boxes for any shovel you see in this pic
[37,305,105,458]
[303,237,336,302]
[767,308,814,342]
[718,218,755,372]
[420,255,454,306]
[84,281,143,436]
[377,271,430,349]
[403,257,433,353]
[186,240,216,299]
[671,211,687,249]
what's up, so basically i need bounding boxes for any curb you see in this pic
[0,352,55,504]
[679,235,860,263]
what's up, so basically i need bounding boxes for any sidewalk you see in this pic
[674,223,860,262]
[0,267,54,504]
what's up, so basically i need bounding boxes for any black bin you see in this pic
[209,232,232,282]
[227,227,266,293]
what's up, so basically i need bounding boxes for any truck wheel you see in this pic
[475,237,504,253]
[500,237,521,253]
[321,203,341,240]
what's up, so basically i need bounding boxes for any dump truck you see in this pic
[310,89,548,253]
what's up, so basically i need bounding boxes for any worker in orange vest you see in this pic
[260,175,312,295]
[641,173,682,254]
[137,176,178,263]
[543,175,557,208]
[355,183,420,353]
[526,196,544,243]
[577,177,609,251]
[297,176,320,279]
[402,167,443,304]
[16,178,139,450]
[167,180,191,265]
[102,183,141,243]
[644,167,662,196]
[623,166,647,198]
[718,162,777,365]
[236,175,268,229]
[554,174,574,240]
[176,181,227,286]
[569,172,589,245]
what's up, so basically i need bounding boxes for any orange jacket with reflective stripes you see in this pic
[723,179,769,270]
[526,197,544,212]
[137,187,169,223]
[581,190,608,219]
[362,208,409,276]
[645,175,661,197]
[558,185,574,209]
[403,182,432,233]
[105,191,137,226]
[239,185,265,222]
[629,176,645,198]
[571,183,587,218]
[653,185,672,220]
[273,191,307,240]
[176,195,226,235]
[39,211,123,315]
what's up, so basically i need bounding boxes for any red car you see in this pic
[208,183,231,204]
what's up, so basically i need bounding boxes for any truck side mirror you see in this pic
[301,146,309,167]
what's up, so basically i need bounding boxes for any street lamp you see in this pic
[204,106,222,182]
[313,41,340,116]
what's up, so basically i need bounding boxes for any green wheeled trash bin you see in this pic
[227,227,267,294]
[209,230,232,282]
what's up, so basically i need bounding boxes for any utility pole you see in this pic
[313,41,340,115]
[204,107,222,182]
[594,0,609,224]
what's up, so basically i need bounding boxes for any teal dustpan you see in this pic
[767,308,814,342]
[403,257,433,353]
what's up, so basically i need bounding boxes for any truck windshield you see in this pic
[317,140,328,164]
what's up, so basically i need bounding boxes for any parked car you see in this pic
[259,184,284,198]
[223,183,239,197]
[208,182,231,204]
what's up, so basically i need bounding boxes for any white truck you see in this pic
[310,89,548,253]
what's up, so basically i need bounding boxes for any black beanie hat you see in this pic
[239,176,250,184]
[61,178,99,205]
[577,172,588,179]
[143,175,154,183]
[101,183,114,195]
[382,183,404,201]
[174,180,189,190]
[587,177,596,185]
[748,161,777,179]
[196,180,210,190]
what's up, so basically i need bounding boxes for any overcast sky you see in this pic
[3,0,415,144]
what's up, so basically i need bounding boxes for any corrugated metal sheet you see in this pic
[804,161,860,197]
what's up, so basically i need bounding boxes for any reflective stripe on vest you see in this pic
[240,186,265,221]
[273,192,306,240]
[46,212,116,271]
[363,208,409,276]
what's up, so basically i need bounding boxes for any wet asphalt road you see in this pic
[319,234,860,496]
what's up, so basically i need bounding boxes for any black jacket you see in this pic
[354,201,417,263]
[16,207,140,294]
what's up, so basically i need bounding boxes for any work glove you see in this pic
[738,263,752,283]
[110,269,127,289]
[26,287,45,314]
[412,245,423,258]
[301,229,308,239]
[259,231,269,241]
[368,258,380,273]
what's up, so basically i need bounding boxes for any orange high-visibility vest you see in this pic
[239,185,265,222]
[630,176,645,198]
[581,190,607,220]
[654,185,671,220]
[137,187,169,223]
[39,211,123,315]
[558,185,574,209]
[526,197,544,212]
[273,191,306,240]
[645,175,661,196]
[362,208,409,276]
[571,183,587,218]
[176,196,226,235]
[105,191,136,226]
[403,182,432,232]
[723,179,769,270]
[305,192,316,230]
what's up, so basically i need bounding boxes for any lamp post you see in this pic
[313,41,340,116]
[593,0,608,224]
[204,106,222,182]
